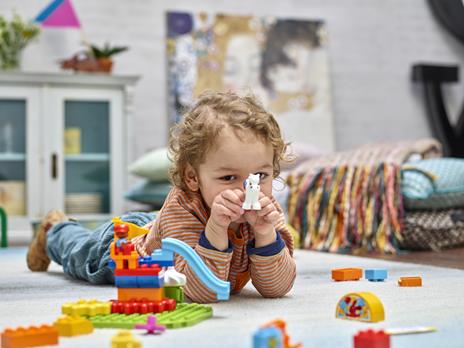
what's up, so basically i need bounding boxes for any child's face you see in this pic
[195,127,274,221]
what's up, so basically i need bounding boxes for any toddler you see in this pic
[27,91,296,303]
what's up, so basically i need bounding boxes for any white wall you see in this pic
[2,0,464,161]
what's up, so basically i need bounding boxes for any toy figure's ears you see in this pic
[184,163,199,192]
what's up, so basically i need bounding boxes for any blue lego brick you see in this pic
[365,269,388,281]
[108,260,115,270]
[139,250,175,267]
[137,275,164,288]
[253,327,282,348]
[115,275,164,288]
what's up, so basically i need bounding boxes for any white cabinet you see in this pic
[0,72,139,238]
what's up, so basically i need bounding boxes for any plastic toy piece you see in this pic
[144,249,175,267]
[114,264,161,277]
[112,217,149,240]
[335,292,385,323]
[242,173,261,210]
[398,276,422,287]
[162,237,230,300]
[134,315,166,335]
[354,329,390,348]
[365,269,388,282]
[89,303,212,329]
[117,288,163,302]
[253,326,282,348]
[384,326,437,335]
[53,315,93,337]
[164,286,184,303]
[155,303,213,329]
[1,325,58,348]
[62,299,111,316]
[164,267,187,287]
[332,268,363,281]
[115,275,164,288]
[111,299,176,314]
[110,241,139,270]
[261,319,302,348]
[111,330,141,348]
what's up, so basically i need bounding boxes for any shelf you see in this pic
[0,153,26,161]
[65,154,110,161]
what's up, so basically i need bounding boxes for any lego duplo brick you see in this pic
[164,286,184,303]
[117,287,163,302]
[111,298,176,314]
[62,299,111,316]
[89,303,212,329]
[332,268,363,281]
[354,329,390,348]
[1,324,59,348]
[140,250,174,267]
[53,315,93,337]
[398,276,422,287]
[114,264,161,276]
[111,330,142,348]
[115,275,164,288]
[365,269,388,282]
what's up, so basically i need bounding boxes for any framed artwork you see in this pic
[166,12,335,150]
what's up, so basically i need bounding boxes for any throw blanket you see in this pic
[286,138,442,253]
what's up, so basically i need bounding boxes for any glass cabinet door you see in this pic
[0,100,27,217]
[63,100,111,215]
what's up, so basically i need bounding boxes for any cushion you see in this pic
[125,180,172,208]
[128,147,172,181]
[401,158,464,210]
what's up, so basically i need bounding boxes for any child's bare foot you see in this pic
[26,209,68,272]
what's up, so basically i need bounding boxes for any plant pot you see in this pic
[98,58,113,73]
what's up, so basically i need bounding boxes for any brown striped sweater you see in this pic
[132,186,296,303]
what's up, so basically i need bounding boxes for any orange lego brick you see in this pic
[118,287,164,302]
[1,324,58,348]
[398,276,422,287]
[332,268,363,281]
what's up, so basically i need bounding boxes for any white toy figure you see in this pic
[242,173,261,210]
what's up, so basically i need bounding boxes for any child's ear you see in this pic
[184,163,199,192]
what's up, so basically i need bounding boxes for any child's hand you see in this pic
[244,192,280,246]
[209,189,244,228]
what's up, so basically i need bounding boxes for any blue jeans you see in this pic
[46,212,156,284]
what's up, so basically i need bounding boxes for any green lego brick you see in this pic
[164,286,184,303]
[87,303,212,329]
[156,303,212,328]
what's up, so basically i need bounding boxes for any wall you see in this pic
[1,0,464,162]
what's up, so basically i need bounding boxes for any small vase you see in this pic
[1,52,21,70]
[98,58,113,73]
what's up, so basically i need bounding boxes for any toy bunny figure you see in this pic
[242,173,261,210]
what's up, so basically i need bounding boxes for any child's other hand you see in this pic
[209,189,245,229]
[244,192,279,234]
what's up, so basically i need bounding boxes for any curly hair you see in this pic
[168,91,289,190]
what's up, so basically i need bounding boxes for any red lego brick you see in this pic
[354,329,390,348]
[111,298,176,314]
[1,325,59,348]
[114,264,161,276]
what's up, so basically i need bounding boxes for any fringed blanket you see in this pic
[286,138,442,254]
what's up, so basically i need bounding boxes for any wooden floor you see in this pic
[363,247,464,270]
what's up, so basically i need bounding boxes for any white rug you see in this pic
[1,247,464,348]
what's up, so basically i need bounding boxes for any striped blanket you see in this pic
[286,138,442,253]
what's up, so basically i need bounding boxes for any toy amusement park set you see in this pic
[1,175,434,348]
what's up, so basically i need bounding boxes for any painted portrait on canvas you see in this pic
[166,12,335,150]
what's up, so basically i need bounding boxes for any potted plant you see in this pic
[0,13,40,70]
[89,42,128,73]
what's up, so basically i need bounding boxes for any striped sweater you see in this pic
[133,186,296,303]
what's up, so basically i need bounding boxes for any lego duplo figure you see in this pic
[242,173,262,210]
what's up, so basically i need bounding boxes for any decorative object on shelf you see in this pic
[0,207,7,248]
[65,193,102,214]
[0,181,26,216]
[0,14,40,70]
[34,0,81,28]
[60,43,128,74]
[64,128,81,155]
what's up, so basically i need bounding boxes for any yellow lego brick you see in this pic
[53,315,93,337]
[62,299,111,317]
[111,330,142,348]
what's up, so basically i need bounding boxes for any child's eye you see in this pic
[220,175,236,181]
[255,172,269,180]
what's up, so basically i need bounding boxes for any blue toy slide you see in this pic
[162,238,230,300]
